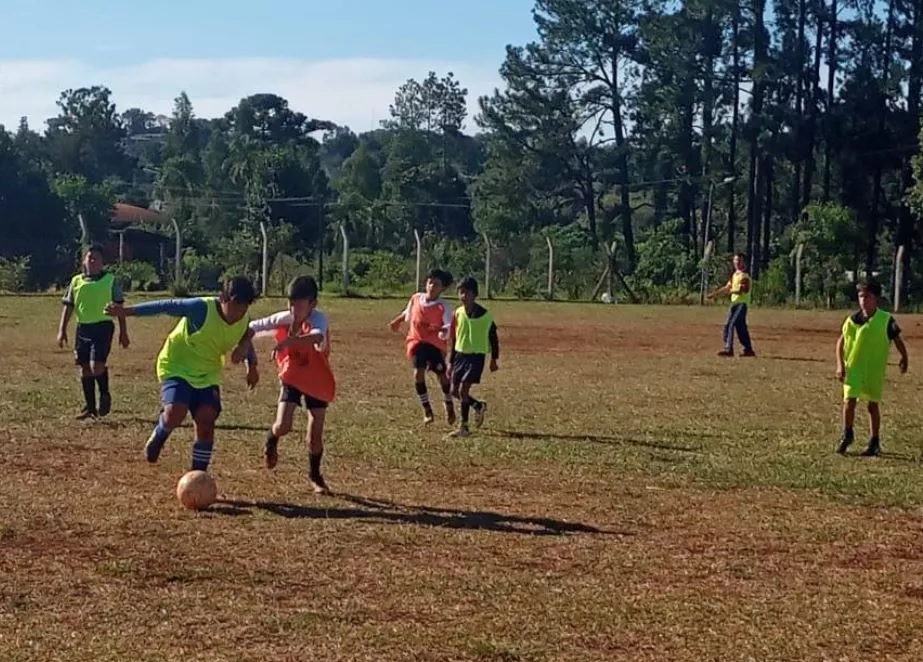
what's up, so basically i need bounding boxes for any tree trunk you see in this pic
[791,0,807,222]
[762,156,774,274]
[611,48,635,269]
[802,0,824,207]
[747,0,768,265]
[897,0,923,253]
[822,0,838,201]
[727,7,741,253]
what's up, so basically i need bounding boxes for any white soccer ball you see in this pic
[600,293,614,304]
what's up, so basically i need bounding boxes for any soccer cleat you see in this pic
[423,410,435,425]
[741,350,757,358]
[144,432,165,464]
[98,393,112,417]
[76,407,97,420]
[446,406,457,426]
[446,427,471,438]
[265,438,279,470]
[860,438,881,457]
[310,473,331,495]
[473,401,487,428]
[717,350,733,357]
[836,433,854,455]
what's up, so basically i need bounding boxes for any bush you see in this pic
[754,256,790,306]
[0,256,31,292]
[110,260,161,292]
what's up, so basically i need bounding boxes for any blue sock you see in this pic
[145,415,173,462]
[191,440,213,471]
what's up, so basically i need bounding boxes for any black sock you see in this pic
[469,396,482,410]
[81,376,97,412]
[461,399,470,427]
[843,426,854,440]
[265,431,278,445]
[415,382,431,412]
[441,381,453,407]
[309,451,323,477]
[96,369,110,397]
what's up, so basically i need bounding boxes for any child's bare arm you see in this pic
[57,306,72,346]
[835,333,845,381]
[895,336,909,373]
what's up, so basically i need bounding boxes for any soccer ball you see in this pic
[600,292,614,304]
[176,470,217,510]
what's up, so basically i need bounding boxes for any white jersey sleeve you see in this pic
[249,310,292,338]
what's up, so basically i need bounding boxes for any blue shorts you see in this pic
[160,377,222,417]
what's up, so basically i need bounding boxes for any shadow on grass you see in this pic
[218,493,625,537]
[495,429,699,454]
[840,450,921,464]
[763,355,826,364]
[122,416,268,433]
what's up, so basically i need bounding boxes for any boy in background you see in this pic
[447,276,499,438]
[58,243,130,419]
[105,276,259,472]
[708,253,756,358]
[835,280,908,457]
[389,269,456,425]
[250,276,335,494]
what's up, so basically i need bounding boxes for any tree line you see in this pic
[3,0,923,304]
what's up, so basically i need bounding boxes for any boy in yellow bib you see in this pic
[106,276,260,471]
[835,280,908,456]
[447,276,499,438]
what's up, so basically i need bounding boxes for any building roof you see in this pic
[110,203,169,229]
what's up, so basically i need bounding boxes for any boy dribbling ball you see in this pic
[250,276,335,495]
[105,276,260,472]
[447,276,499,438]
[58,243,130,419]
[835,279,908,457]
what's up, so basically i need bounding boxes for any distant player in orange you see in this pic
[250,276,336,494]
[389,269,456,425]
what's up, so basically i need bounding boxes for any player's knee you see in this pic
[162,405,186,428]
[90,362,106,376]
[273,419,293,436]
[413,368,426,382]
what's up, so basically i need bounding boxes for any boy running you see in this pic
[250,276,335,494]
[447,276,499,438]
[105,276,259,472]
[835,280,908,457]
[58,243,130,419]
[707,253,756,357]
[389,269,456,425]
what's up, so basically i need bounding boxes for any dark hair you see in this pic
[287,275,318,301]
[458,276,479,297]
[85,243,105,257]
[857,279,882,297]
[734,253,748,265]
[222,275,258,304]
[428,269,453,287]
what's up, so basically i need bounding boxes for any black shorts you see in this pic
[279,383,328,410]
[74,321,115,366]
[411,342,447,373]
[451,353,486,388]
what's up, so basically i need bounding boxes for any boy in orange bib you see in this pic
[389,269,456,425]
[250,276,335,494]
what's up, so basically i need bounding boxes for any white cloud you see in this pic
[0,57,505,134]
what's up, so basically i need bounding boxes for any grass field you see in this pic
[3,295,923,661]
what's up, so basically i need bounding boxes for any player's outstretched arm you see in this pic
[106,297,204,319]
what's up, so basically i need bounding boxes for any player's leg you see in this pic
[860,402,881,456]
[465,355,487,428]
[146,380,190,463]
[836,396,858,454]
[735,305,755,357]
[412,345,435,423]
[92,322,115,416]
[306,401,330,494]
[448,381,473,437]
[434,355,456,425]
[718,305,736,356]
[265,386,299,469]
[74,327,97,418]
[189,386,221,472]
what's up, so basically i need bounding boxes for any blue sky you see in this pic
[0,0,538,131]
